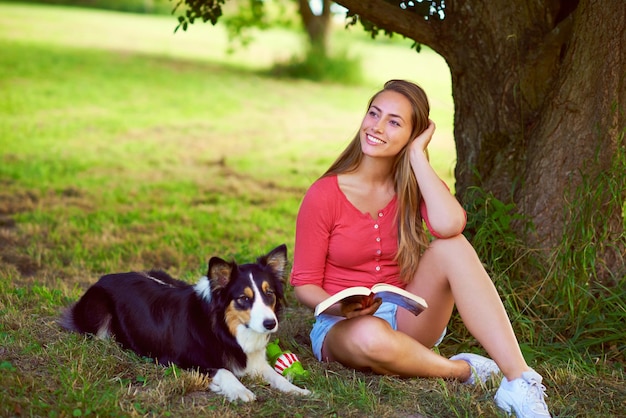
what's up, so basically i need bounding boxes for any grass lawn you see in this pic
[0,3,624,417]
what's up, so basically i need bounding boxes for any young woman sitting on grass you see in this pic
[290,79,551,418]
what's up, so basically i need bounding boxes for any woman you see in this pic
[290,80,551,418]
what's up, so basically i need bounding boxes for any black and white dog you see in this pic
[59,244,310,402]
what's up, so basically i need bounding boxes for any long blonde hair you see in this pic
[323,80,431,282]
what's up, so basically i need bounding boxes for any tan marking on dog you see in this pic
[224,287,254,336]
[261,281,270,293]
[261,281,276,308]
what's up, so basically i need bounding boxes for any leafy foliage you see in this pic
[172,0,296,38]
[172,0,227,31]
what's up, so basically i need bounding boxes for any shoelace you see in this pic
[525,378,549,413]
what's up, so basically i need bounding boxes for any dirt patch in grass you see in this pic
[0,188,41,279]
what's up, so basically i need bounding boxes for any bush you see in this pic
[269,46,364,85]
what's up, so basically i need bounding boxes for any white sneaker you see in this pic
[449,353,500,385]
[495,369,551,417]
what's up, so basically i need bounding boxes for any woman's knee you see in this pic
[329,317,397,361]
[426,234,477,262]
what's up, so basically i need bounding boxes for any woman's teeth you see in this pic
[367,134,385,144]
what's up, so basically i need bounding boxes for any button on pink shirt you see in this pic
[290,175,438,296]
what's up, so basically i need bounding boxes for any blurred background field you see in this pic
[0,1,456,186]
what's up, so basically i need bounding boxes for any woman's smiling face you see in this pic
[359,90,414,159]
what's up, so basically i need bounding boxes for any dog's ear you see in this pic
[259,244,288,311]
[258,244,288,279]
[208,257,234,290]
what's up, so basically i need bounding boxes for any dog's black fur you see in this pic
[59,244,309,402]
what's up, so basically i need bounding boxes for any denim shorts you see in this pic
[310,301,445,361]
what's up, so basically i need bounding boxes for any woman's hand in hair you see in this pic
[410,119,436,154]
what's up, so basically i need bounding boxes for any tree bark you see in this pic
[334,0,625,277]
[522,0,625,281]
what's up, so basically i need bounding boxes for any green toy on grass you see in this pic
[266,339,310,383]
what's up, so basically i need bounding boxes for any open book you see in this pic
[314,283,428,317]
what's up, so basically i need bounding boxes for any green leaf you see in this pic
[0,361,16,371]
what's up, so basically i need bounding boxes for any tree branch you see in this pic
[334,0,440,47]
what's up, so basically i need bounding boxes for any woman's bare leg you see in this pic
[398,234,530,381]
[322,315,473,380]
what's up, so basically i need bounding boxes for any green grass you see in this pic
[1,3,624,417]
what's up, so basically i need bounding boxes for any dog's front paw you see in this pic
[210,382,256,402]
[291,386,311,396]
[209,369,256,402]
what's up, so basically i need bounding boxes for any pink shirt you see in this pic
[290,175,441,295]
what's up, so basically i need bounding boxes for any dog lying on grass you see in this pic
[59,244,310,402]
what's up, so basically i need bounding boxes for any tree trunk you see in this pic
[297,0,332,55]
[522,0,625,282]
[335,0,625,278]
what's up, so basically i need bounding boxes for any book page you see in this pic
[314,286,372,316]
[314,284,427,317]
